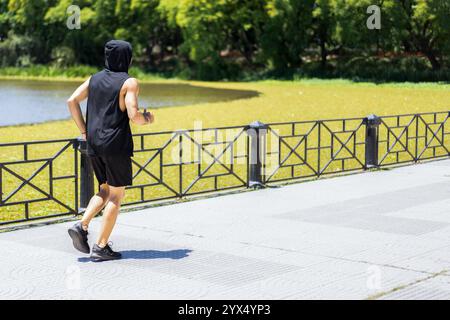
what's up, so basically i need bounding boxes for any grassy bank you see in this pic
[1,75,449,143]
[0,65,169,82]
[1,76,450,223]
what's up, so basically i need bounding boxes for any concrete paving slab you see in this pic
[1,159,450,299]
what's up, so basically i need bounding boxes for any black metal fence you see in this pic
[0,138,78,225]
[123,126,249,206]
[1,111,449,225]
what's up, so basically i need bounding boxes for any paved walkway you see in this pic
[1,160,450,299]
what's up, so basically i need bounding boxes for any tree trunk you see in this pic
[424,50,441,70]
[320,37,327,70]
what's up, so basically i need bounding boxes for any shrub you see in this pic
[51,46,76,68]
[0,32,37,67]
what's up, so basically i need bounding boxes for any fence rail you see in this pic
[378,112,450,166]
[0,139,78,225]
[262,118,367,183]
[1,111,449,225]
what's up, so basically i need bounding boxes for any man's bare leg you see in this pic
[97,186,125,247]
[80,184,110,230]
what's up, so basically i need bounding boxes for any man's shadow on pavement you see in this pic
[78,249,192,263]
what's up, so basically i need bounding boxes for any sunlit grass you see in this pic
[1,78,449,223]
[1,78,449,142]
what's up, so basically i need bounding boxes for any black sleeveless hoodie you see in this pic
[86,40,133,157]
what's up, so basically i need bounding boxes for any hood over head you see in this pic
[104,40,132,72]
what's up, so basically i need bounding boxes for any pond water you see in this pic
[0,79,258,126]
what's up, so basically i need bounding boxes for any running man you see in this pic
[66,40,154,261]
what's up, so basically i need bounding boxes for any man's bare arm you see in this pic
[67,78,90,140]
[124,78,154,125]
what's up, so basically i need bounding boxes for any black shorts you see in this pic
[89,155,132,187]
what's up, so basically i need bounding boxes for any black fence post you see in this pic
[246,121,268,189]
[76,137,94,211]
[363,114,381,169]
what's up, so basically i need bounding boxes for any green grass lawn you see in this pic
[1,77,449,223]
[1,78,449,143]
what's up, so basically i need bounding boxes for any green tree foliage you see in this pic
[0,0,448,80]
[5,0,51,62]
[124,0,172,69]
[159,0,267,79]
[44,1,95,64]
[396,0,450,70]
[311,0,338,69]
[261,0,315,72]
[0,0,11,39]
